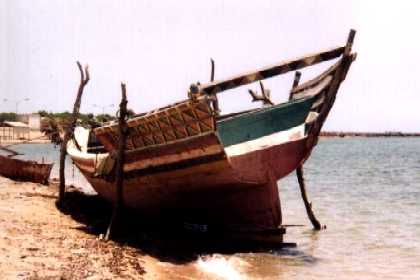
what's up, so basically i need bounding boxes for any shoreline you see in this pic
[320,132,420,138]
[0,139,51,146]
[0,176,160,279]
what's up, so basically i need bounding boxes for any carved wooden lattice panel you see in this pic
[94,97,216,152]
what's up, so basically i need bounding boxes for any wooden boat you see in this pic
[68,30,356,237]
[0,154,53,185]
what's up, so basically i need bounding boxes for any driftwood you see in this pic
[104,82,128,241]
[248,81,274,106]
[58,61,90,205]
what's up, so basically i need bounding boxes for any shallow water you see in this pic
[5,138,420,279]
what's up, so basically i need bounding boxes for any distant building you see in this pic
[17,113,41,131]
[0,121,30,140]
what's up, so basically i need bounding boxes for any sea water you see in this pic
[7,138,420,279]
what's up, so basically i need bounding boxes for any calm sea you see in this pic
[6,138,420,279]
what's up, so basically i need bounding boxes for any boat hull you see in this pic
[67,31,357,238]
[70,136,308,230]
[0,155,53,185]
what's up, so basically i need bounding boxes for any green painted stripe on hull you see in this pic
[217,97,316,147]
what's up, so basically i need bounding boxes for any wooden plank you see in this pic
[291,59,340,94]
[198,46,345,95]
[304,30,357,153]
[217,96,316,147]
[123,133,224,171]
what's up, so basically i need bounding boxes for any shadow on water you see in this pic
[56,189,318,266]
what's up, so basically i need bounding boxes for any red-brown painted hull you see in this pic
[0,155,53,185]
[71,137,308,229]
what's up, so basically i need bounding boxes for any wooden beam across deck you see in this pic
[198,46,345,95]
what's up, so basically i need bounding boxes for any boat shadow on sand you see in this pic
[57,188,318,266]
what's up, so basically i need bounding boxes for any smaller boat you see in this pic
[0,153,53,185]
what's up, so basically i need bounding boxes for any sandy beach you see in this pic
[0,176,161,280]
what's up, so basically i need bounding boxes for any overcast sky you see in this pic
[1,0,419,132]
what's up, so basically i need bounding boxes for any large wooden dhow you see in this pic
[68,30,357,240]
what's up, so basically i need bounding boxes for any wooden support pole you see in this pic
[104,82,128,241]
[210,58,215,82]
[296,167,323,230]
[289,70,324,230]
[209,58,221,115]
[58,61,90,206]
[288,71,301,101]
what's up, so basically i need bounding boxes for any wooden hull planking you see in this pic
[68,31,356,232]
[0,155,53,185]
[71,139,309,229]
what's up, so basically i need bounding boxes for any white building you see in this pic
[18,113,41,131]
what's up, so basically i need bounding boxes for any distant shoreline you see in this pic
[0,139,51,146]
[320,132,420,138]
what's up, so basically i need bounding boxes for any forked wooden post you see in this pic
[105,82,128,241]
[289,70,323,230]
[58,61,89,206]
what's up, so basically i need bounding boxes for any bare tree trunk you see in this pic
[105,82,128,241]
[58,61,90,206]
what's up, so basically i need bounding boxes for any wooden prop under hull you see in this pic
[0,155,53,185]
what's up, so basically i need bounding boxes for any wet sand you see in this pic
[0,176,157,279]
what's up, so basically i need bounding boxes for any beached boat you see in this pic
[0,154,53,185]
[68,30,356,237]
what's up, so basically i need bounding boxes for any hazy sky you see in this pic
[1,0,419,132]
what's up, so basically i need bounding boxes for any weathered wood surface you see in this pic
[58,61,89,204]
[289,69,323,230]
[198,46,345,95]
[289,71,302,100]
[69,30,357,235]
[248,81,274,105]
[304,30,357,154]
[0,154,53,185]
[94,97,216,152]
[105,83,128,241]
[296,166,322,230]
